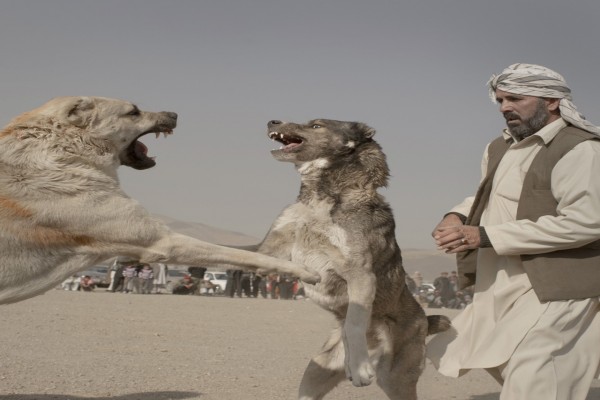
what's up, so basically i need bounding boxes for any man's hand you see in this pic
[431,213,464,236]
[432,214,480,254]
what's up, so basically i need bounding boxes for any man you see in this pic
[432,272,454,308]
[427,63,600,400]
[225,269,243,298]
[79,275,95,291]
[108,256,136,293]
[172,274,198,295]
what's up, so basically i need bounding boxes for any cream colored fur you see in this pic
[0,97,318,304]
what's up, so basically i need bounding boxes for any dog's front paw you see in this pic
[345,358,375,387]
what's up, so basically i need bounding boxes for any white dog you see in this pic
[0,96,319,304]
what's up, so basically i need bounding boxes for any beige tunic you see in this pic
[427,118,600,377]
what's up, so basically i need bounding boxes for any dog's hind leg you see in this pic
[376,358,421,399]
[376,325,427,400]
[298,327,347,400]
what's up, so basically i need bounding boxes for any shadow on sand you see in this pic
[470,387,600,400]
[0,391,201,400]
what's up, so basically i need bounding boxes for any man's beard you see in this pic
[504,99,550,141]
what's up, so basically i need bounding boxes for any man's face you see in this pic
[495,89,554,140]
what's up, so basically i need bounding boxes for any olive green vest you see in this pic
[457,125,600,302]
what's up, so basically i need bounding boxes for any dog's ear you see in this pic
[353,122,376,139]
[66,97,95,127]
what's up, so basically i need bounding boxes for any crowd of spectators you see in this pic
[407,270,473,309]
[223,270,303,300]
[60,258,468,308]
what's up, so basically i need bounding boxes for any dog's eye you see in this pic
[126,107,141,116]
[311,124,321,129]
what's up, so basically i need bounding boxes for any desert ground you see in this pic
[1,289,599,400]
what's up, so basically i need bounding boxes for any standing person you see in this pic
[152,263,168,294]
[133,263,144,294]
[428,63,600,400]
[122,262,138,294]
[109,257,132,293]
[250,272,262,298]
[268,274,279,299]
[448,271,459,293]
[411,271,423,289]
[224,269,243,298]
[106,258,118,292]
[258,273,268,298]
[432,272,454,307]
[278,274,294,300]
[138,264,154,294]
[240,272,252,297]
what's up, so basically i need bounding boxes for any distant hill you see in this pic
[154,214,260,246]
[400,249,457,282]
[155,214,457,281]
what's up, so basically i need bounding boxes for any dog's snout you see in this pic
[165,112,178,121]
[268,120,282,128]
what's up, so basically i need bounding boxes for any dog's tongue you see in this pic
[283,142,301,152]
[134,140,149,158]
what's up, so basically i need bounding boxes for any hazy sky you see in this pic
[1,0,599,249]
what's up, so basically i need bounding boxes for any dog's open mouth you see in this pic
[121,129,174,170]
[269,131,304,152]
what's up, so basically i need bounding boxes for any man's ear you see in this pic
[66,97,95,127]
[546,97,561,113]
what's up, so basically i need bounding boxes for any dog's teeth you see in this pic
[155,132,160,139]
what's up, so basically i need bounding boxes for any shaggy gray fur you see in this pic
[259,119,450,400]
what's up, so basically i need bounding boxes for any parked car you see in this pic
[419,283,435,294]
[77,265,111,288]
[202,271,228,294]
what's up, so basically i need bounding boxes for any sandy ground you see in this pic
[1,290,599,400]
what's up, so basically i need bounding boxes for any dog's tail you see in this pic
[427,315,452,335]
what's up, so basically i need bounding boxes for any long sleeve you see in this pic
[486,140,600,255]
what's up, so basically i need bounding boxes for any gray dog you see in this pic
[258,119,451,400]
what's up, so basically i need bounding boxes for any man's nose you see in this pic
[499,102,512,113]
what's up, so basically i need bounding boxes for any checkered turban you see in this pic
[488,63,600,135]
